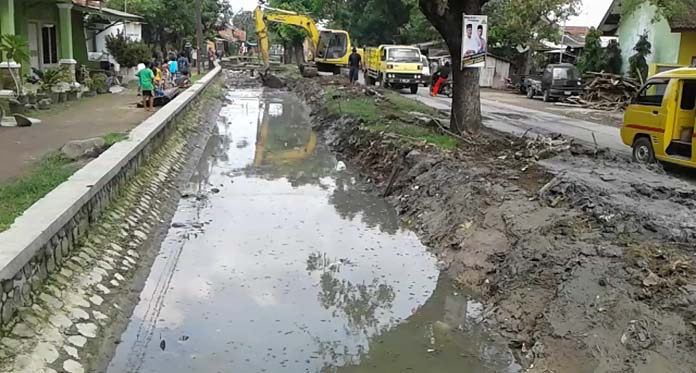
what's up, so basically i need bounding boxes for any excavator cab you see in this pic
[315,30,352,74]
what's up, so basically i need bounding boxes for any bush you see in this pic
[91,73,108,92]
[105,32,152,68]
[39,66,70,92]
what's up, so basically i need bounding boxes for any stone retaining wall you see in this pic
[0,65,222,326]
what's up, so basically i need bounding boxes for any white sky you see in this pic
[566,0,612,27]
[232,0,612,28]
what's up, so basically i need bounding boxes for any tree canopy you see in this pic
[106,0,233,52]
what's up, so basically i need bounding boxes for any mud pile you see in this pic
[289,75,696,372]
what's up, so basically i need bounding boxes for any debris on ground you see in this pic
[564,72,640,111]
[288,73,696,373]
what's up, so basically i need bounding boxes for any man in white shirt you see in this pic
[464,24,479,56]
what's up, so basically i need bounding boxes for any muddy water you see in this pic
[106,89,518,373]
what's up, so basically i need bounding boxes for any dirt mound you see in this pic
[289,74,696,372]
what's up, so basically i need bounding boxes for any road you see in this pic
[357,74,628,153]
[413,88,628,153]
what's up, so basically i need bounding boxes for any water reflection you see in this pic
[106,88,512,373]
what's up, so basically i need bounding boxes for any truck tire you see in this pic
[526,88,534,99]
[410,85,418,94]
[632,137,656,164]
[381,75,389,88]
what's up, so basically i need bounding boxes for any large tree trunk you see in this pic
[293,40,305,68]
[419,0,484,135]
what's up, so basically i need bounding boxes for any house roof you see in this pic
[669,2,696,31]
[72,2,143,22]
[599,0,696,35]
[564,26,590,36]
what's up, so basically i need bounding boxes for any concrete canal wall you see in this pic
[0,65,222,326]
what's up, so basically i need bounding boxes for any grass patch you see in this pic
[369,123,459,150]
[0,153,79,232]
[102,132,128,147]
[324,87,457,150]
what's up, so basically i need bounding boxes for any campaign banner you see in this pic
[461,15,487,69]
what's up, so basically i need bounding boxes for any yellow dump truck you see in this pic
[364,45,425,94]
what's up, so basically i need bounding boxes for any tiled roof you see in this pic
[669,2,696,31]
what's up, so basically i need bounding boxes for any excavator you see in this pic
[254,5,356,76]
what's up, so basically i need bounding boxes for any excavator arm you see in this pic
[254,5,320,71]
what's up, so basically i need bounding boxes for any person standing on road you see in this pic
[177,52,190,76]
[431,61,450,96]
[348,47,362,84]
[137,62,155,112]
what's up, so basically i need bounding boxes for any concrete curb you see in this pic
[0,65,221,323]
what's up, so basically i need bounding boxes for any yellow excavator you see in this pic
[254,5,356,76]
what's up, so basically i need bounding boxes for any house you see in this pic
[0,0,141,84]
[598,0,696,75]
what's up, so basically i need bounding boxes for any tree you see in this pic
[419,1,483,135]
[621,0,691,20]
[106,0,233,53]
[483,0,580,61]
[577,27,602,73]
[629,33,651,83]
[400,0,438,44]
[105,32,152,68]
[601,39,622,75]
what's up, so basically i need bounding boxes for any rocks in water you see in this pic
[60,137,106,160]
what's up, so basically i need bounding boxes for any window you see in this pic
[41,24,58,64]
[635,80,669,106]
[552,67,579,80]
[387,48,421,63]
[680,81,696,110]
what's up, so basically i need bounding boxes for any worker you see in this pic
[348,47,362,84]
[431,61,450,96]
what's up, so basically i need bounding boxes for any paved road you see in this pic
[411,88,628,153]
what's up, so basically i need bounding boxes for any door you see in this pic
[627,79,672,155]
[673,80,696,140]
[27,22,40,69]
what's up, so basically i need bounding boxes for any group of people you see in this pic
[135,52,192,112]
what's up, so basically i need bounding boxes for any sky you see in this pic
[233,0,613,28]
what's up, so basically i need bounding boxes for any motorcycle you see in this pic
[439,78,452,98]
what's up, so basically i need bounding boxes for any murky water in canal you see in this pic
[107,89,518,372]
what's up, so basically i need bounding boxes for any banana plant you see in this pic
[0,34,31,96]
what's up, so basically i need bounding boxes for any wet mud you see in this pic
[291,75,696,372]
[105,72,518,372]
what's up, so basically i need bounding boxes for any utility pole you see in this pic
[195,0,204,75]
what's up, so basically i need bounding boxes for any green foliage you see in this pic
[601,39,622,74]
[106,0,233,51]
[91,73,108,92]
[399,0,438,44]
[621,0,690,21]
[0,153,77,232]
[313,0,412,45]
[629,33,651,82]
[0,34,30,64]
[102,132,128,147]
[484,0,580,59]
[105,32,152,68]
[577,27,602,73]
[40,67,70,92]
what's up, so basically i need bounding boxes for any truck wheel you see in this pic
[526,88,534,99]
[410,85,418,94]
[632,137,656,164]
[381,75,389,88]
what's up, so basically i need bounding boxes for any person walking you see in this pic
[177,52,190,76]
[348,47,362,84]
[136,62,155,112]
[431,61,450,96]
[168,56,178,84]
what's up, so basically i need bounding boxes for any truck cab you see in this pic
[364,45,425,94]
[621,68,696,168]
[525,63,583,102]
[315,30,353,74]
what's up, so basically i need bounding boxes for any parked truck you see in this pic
[364,45,426,94]
[523,63,583,102]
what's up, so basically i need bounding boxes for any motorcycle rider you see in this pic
[431,61,450,96]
